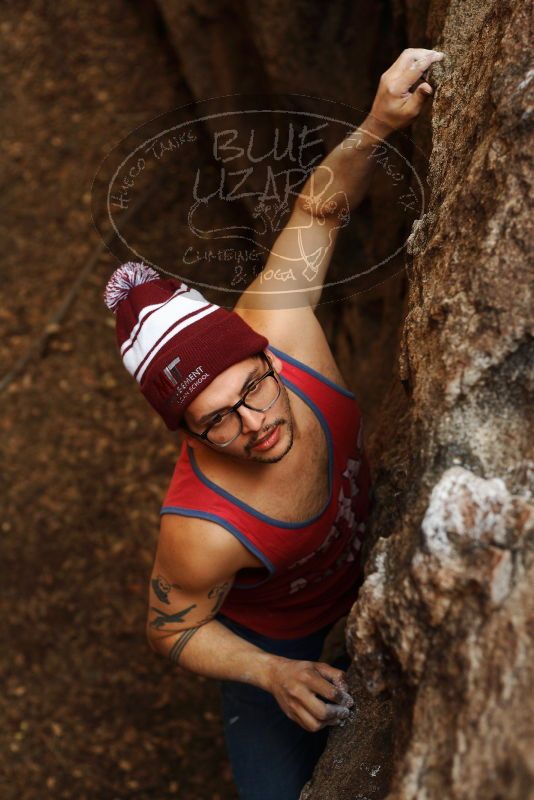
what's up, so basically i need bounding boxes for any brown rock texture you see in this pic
[302,0,534,798]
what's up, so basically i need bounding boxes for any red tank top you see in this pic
[160,345,373,638]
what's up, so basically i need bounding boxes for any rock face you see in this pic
[302,0,534,798]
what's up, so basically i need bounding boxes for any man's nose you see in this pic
[237,405,265,433]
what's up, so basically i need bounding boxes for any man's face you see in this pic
[183,350,294,464]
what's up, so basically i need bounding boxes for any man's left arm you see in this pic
[234,48,444,331]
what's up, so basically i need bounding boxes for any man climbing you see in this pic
[104,48,443,800]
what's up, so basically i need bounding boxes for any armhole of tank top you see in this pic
[159,506,276,588]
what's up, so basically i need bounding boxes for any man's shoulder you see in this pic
[159,512,262,572]
[160,512,241,555]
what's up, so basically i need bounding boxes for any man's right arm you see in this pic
[146,515,274,687]
[146,514,354,731]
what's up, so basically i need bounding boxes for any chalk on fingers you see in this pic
[325,703,351,720]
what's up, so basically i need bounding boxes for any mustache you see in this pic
[247,418,286,450]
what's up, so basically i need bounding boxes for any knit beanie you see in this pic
[103,262,269,430]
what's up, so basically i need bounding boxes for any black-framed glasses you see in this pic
[183,351,281,447]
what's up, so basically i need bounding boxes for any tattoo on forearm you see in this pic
[169,627,200,664]
[149,604,197,630]
[151,575,182,605]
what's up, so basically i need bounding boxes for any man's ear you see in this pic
[265,349,282,373]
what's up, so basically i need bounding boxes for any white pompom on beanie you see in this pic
[103,262,268,429]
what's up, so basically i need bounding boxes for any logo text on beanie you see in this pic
[164,362,210,406]
[164,356,183,386]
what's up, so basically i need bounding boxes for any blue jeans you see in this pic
[216,614,350,800]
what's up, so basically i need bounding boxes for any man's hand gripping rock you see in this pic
[266,657,355,732]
